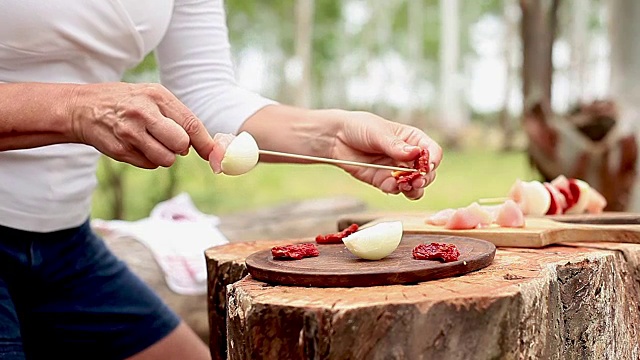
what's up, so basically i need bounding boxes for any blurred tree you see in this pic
[520,0,640,211]
[568,0,590,104]
[499,0,520,151]
[438,0,467,148]
[225,0,341,106]
[605,0,640,210]
[293,0,315,107]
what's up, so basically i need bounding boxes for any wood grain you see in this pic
[363,215,640,248]
[225,243,640,360]
[337,211,640,231]
[245,234,495,287]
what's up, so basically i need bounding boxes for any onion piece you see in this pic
[508,179,551,216]
[220,131,260,176]
[564,179,591,214]
[342,221,403,260]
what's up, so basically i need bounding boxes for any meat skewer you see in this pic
[431,176,608,230]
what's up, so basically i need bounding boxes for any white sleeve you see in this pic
[155,0,277,135]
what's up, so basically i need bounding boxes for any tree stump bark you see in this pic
[211,241,640,360]
[206,196,367,360]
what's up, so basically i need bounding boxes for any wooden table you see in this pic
[206,233,640,360]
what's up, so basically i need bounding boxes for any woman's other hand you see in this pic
[69,82,215,169]
[317,109,443,200]
[242,105,443,200]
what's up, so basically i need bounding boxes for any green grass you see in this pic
[91,149,542,221]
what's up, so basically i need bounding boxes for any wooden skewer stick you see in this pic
[258,150,420,173]
[477,197,510,204]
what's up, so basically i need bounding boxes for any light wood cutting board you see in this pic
[359,214,640,248]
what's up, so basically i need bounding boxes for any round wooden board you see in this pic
[245,234,496,287]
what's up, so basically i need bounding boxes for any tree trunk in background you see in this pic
[293,0,315,108]
[521,0,640,211]
[520,0,558,112]
[439,0,466,149]
[608,0,640,211]
[397,0,425,127]
[499,0,520,151]
[519,0,559,175]
[102,158,127,220]
[569,0,590,104]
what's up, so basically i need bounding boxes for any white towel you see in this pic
[92,193,229,295]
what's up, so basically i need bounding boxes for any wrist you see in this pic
[60,84,82,142]
[304,108,347,157]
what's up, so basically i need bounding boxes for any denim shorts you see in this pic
[0,220,181,360]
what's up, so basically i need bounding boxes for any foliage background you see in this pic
[91,0,573,221]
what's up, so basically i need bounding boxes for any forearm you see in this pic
[0,83,76,151]
[239,104,343,163]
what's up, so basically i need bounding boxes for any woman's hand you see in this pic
[69,82,215,169]
[207,133,235,173]
[317,109,443,200]
[241,105,443,200]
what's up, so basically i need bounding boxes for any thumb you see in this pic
[386,137,422,161]
[208,133,235,174]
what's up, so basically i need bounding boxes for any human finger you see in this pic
[378,176,402,195]
[112,143,160,169]
[145,113,191,156]
[426,142,443,171]
[118,126,177,167]
[150,85,215,160]
[208,133,235,174]
[411,177,427,189]
[401,186,424,200]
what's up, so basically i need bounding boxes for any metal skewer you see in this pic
[258,149,419,173]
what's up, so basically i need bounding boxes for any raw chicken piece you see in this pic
[464,202,495,227]
[444,207,483,230]
[444,203,494,230]
[427,201,524,230]
[426,208,456,226]
[494,200,525,228]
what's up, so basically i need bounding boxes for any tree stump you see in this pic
[99,196,366,355]
[206,196,367,360]
[208,240,640,360]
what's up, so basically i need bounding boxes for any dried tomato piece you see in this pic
[412,242,460,262]
[315,223,359,244]
[271,243,320,260]
[392,149,430,191]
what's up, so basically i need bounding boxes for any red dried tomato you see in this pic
[412,242,460,262]
[271,243,320,260]
[315,223,359,244]
[393,149,430,191]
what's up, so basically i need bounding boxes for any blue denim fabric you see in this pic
[0,220,180,360]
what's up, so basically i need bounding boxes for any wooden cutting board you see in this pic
[338,211,640,231]
[360,215,640,248]
[245,234,496,287]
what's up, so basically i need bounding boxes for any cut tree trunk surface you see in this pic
[207,239,640,360]
[100,196,367,352]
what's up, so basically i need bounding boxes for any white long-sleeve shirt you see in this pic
[0,0,275,232]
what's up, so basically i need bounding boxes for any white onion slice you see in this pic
[342,221,403,260]
[220,131,260,175]
[508,179,551,216]
[564,179,590,214]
